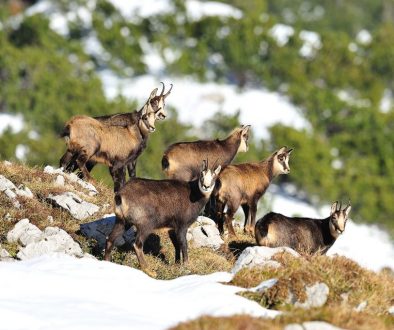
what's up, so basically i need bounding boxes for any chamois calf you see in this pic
[213,146,293,236]
[104,161,222,274]
[60,83,172,179]
[60,91,159,192]
[162,125,250,181]
[255,201,351,254]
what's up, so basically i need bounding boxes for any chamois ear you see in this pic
[330,201,338,215]
[241,125,251,134]
[344,202,352,217]
[149,88,158,100]
[214,165,221,176]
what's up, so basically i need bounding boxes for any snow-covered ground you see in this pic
[0,254,278,330]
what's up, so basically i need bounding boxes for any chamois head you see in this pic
[198,160,221,196]
[272,146,293,175]
[150,82,173,120]
[140,98,157,132]
[237,125,251,153]
[329,201,351,238]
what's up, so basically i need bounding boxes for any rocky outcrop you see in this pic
[47,192,99,220]
[231,246,300,274]
[80,215,135,249]
[0,175,34,208]
[7,219,83,260]
[44,165,97,196]
[290,282,330,309]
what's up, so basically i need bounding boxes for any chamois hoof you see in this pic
[244,226,255,237]
[143,267,157,278]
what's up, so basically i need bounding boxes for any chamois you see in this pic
[162,125,250,181]
[255,201,351,254]
[104,161,222,274]
[60,90,160,192]
[213,146,293,236]
[60,83,172,179]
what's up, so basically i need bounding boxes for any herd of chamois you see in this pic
[60,83,351,273]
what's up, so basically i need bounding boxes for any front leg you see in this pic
[110,166,126,193]
[127,160,137,178]
[245,201,257,236]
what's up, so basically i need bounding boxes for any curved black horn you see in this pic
[164,83,173,98]
[159,81,165,96]
[338,201,342,211]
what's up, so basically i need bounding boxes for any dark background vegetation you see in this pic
[0,0,393,233]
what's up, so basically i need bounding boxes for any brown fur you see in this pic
[213,147,293,236]
[162,125,250,181]
[255,202,351,254]
[104,162,221,274]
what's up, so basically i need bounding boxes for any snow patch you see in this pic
[356,29,372,45]
[185,0,243,21]
[269,24,294,47]
[0,255,279,330]
[0,113,24,135]
[299,30,322,59]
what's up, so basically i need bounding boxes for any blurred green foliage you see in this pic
[0,0,393,233]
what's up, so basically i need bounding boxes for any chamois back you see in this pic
[162,125,250,181]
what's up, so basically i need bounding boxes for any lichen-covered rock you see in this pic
[188,225,224,250]
[44,165,97,196]
[292,282,329,309]
[0,175,34,208]
[80,215,135,249]
[285,321,345,330]
[17,226,83,260]
[7,218,42,246]
[231,246,300,274]
[47,192,99,220]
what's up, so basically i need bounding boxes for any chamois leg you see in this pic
[104,216,125,261]
[127,160,137,178]
[224,202,238,237]
[59,150,77,172]
[176,226,189,264]
[245,202,257,236]
[133,227,151,272]
[214,199,226,234]
[241,204,251,233]
[110,166,126,193]
[75,152,93,182]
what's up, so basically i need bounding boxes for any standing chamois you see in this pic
[60,83,172,180]
[161,125,250,181]
[60,88,163,192]
[255,201,351,254]
[213,146,293,236]
[104,160,222,275]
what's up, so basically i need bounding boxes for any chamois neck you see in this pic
[219,131,241,155]
[259,157,274,181]
[321,216,337,246]
[138,118,150,138]
[189,180,210,204]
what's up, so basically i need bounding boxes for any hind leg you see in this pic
[224,201,239,237]
[133,227,152,273]
[245,202,257,236]
[104,216,125,261]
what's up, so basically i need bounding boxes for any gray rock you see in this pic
[0,175,34,208]
[44,165,97,195]
[388,305,394,315]
[231,246,300,274]
[294,282,329,309]
[188,224,223,250]
[55,175,65,186]
[285,321,345,330]
[7,218,42,246]
[195,216,216,227]
[80,215,135,249]
[354,300,368,312]
[248,278,278,293]
[0,245,14,262]
[47,192,99,220]
[17,226,83,260]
